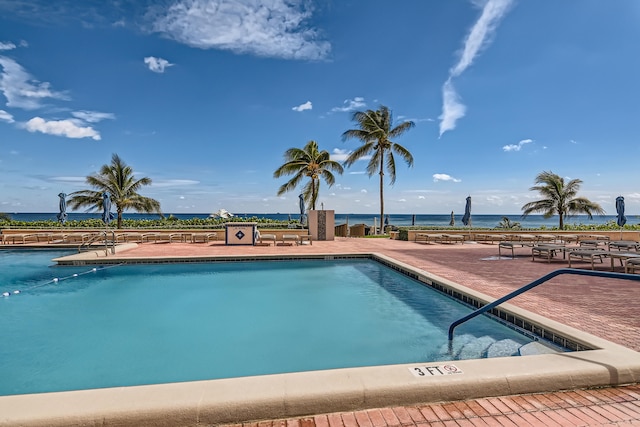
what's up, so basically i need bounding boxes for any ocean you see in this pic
[3,212,634,229]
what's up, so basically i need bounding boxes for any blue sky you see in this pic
[0,0,639,216]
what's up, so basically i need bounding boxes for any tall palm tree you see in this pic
[521,171,605,230]
[273,140,344,210]
[68,153,162,229]
[342,105,415,234]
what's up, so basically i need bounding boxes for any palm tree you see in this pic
[273,140,344,210]
[68,154,162,229]
[496,216,521,229]
[521,171,605,230]
[342,105,415,234]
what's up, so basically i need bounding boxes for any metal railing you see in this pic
[78,230,116,255]
[448,268,640,341]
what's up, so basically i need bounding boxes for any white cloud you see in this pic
[152,179,200,187]
[503,138,533,152]
[71,110,115,123]
[149,0,330,60]
[144,56,174,73]
[0,56,69,110]
[349,171,366,175]
[49,176,88,183]
[331,97,365,112]
[438,0,513,136]
[360,189,367,193]
[23,117,101,140]
[0,42,16,51]
[485,195,504,205]
[433,173,461,183]
[438,79,466,137]
[450,0,514,78]
[0,109,14,123]
[292,101,312,112]
[418,195,425,199]
[331,148,350,162]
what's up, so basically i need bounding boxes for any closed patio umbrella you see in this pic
[411,214,416,226]
[449,210,455,227]
[461,196,471,226]
[616,196,626,240]
[102,192,115,226]
[56,193,67,225]
[298,193,306,225]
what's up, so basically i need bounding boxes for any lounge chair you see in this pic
[535,234,557,244]
[280,234,299,246]
[1,233,33,244]
[498,240,534,258]
[192,232,218,243]
[578,235,610,248]
[531,244,567,263]
[440,234,465,244]
[414,233,444,244]
[608,240,640,251]
[257,233,277,246]
[63,233,95,244]
[625,257,640,274]
[475,234,506,244]
[567,249,609,269]
[124,233,144,243]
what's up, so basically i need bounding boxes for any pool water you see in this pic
[1,251,541,396]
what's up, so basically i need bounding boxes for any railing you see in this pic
[448,268,640,341]
[78,230,116,255]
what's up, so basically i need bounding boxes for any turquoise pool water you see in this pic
[1,250,539,396]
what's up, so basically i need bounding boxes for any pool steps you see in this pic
[437,334,559,361]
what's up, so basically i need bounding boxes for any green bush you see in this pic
[398,228,408,241]
[0,216,293,230]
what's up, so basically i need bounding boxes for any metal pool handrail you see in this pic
[79,230,116,255]
[448,268,640,341]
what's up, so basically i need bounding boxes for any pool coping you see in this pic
[1,251,639,426]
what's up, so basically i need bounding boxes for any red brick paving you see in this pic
[25,236,640,425]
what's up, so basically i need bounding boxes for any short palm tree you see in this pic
[342,105,415,234]
[521,171,605,230]
[496,216,521,229]
[68,154,162,229]
[273,140,344,210]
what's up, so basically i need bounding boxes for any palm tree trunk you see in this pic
[559,213,564,230]
[311,178,317,210]
[117,208,123,229]
[379,152,384,235]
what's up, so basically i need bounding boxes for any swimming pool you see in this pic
[2,249,639,426]
[1,250,547,396]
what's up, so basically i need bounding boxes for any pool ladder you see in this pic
[78,230,116,255]
[448,268,640,341]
